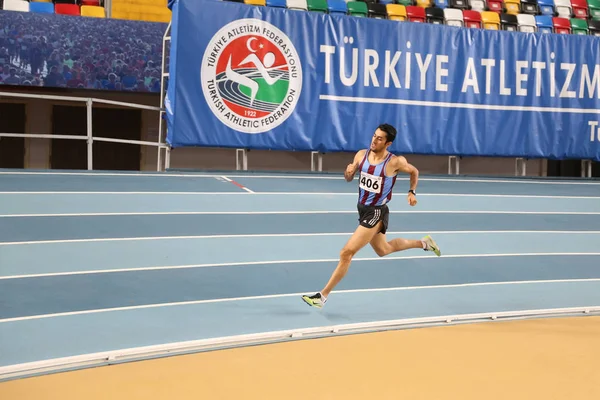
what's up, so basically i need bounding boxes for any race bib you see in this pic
[359,171,382,194]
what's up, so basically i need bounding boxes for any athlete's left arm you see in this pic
[392,156,419,205]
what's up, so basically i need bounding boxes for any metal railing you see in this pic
[0,91,170,172]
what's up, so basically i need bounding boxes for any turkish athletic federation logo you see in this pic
[201,19,303,134]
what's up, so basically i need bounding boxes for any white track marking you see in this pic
[0,170,599,185]
[0,192,599,199]
[1,251,599,280]
[1,231,599,246]
[1,210,600,218]
[2,278,599,323]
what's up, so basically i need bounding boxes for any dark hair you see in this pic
[378,123,397,143]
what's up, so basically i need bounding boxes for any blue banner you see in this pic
[166,0,600,161]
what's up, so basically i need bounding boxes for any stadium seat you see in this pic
[245,0,266,5]
[500,13,518,30]
[29,1,54,13]
[307,0,327,12]
[469,0,486,12]
[266,0,287,7]
[55,3,80,15]
[347,1,368,16]
[520,0,540,14]
[481,11,500,29]
[54,0,77,4]
[416,0,433,7]
[112,0,171,22]
[503,0,521,15]
[552,16,571,33]
[571,0,588,18]
[463,10,482,27]
[396,0,414,6]
[517,13,537,31]
[379,0,395,5]
[81,0,101,5]
[570,17,589,34]
[588,19,600,35]
[426,6,444,23]
[537,0,555,15]
[553,0,572,18]
[535,15,554,32]
[434,0,448,8]
[81,5,105,17]
[2,0,29,12]
[367,3,388,18]
[327,0,347,14]
[486,0,504,13]
[287,0,308,10]
[386,4,407,20]
[406,5,426,21]
[449,0,469,9]
[589,0,600,20]
[444,8,464,25]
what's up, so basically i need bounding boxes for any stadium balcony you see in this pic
[1,0,600,36]
[0,0,172,22]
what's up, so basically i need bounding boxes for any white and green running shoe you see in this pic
[301,292,327,308]
[422,235,441,256]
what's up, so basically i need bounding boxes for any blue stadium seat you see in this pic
[266,0,287,6]
[434,0,448,8]
[328,0,347,14]
[378,0,395,4]
[535,15,554,33]
[537,0,555,15]
[29,2,56,13]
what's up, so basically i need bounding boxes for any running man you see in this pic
[301,123,441,308]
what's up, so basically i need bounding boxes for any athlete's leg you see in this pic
[369,233,424,257]
[319,222,383,298]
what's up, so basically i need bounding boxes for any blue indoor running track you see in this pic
[1,170,600,380]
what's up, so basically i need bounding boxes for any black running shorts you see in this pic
[357,203,389,234]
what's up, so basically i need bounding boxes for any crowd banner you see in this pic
[166,0,600,161]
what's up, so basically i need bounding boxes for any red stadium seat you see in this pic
[55,3,81,15]
[486,0,503,13]
[406,5,426,22]
[571,0,589,18]
[81,0,101,5]
[463,10,482,28]
[552,17,571,33]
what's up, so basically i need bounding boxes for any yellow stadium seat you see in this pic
[416,0,433,7]
[481,11,500,29]
[81,5,106,18]
[111,0,171,22]
[504,0,521,15]
[386,4,407,21]
[245,0,266,5]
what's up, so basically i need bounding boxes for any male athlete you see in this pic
[301,123,441,308]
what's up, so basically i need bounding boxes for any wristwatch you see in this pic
[408,190,416,195]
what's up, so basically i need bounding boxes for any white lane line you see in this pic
[1,251,599,280]
[1,231,599,246]
[1,170,599,185]
[1,210,600,218]
[2,277,599,323]
[220,176,255,193]
[0,192,598,199]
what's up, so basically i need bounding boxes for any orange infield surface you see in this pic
[1,316,599,400]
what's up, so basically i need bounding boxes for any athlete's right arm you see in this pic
[344,150,366,182]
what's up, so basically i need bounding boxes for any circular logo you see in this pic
[200,19,303,134]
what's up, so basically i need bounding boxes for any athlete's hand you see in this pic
[408,192,417,206]
[346,163,357,175]
[345,163,358,181]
